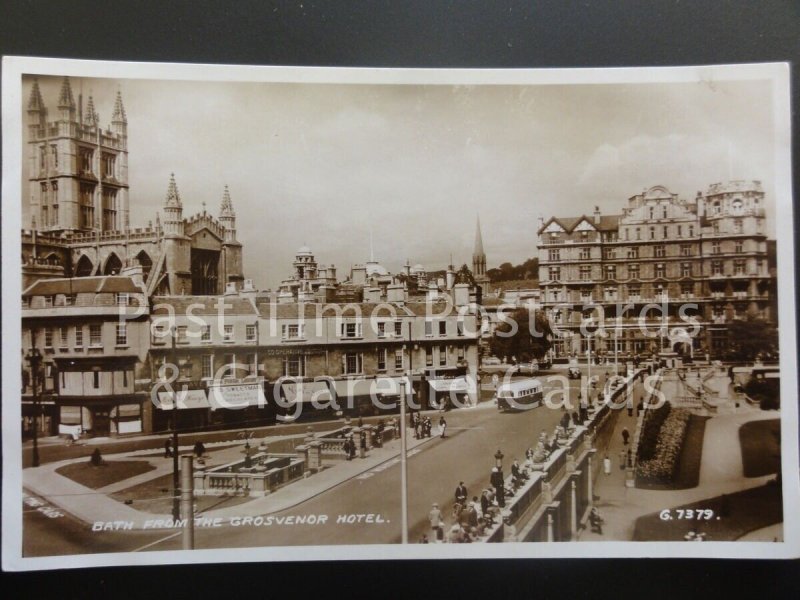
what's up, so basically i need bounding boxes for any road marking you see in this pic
[355,448,422,479]
[132,530,182,552]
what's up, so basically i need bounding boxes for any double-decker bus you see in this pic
[495,377,544,412]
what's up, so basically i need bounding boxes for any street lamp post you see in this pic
[171,327,180,521]
[26,345,43,468]
[397,319,416,544]
[399,375,409,544]
[587,334,592,386]
[494,449,504,469]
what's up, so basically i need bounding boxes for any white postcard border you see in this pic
[2,56,797,570]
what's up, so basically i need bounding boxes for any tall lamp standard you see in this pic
[26,345,43,468]
[170,326,180,521]
[398,319,416,544]
[494,449,505,469]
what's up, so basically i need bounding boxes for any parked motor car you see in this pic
[483,356,502,366]
[567,366,581,379]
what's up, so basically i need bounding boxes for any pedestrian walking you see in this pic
[429,502,444,542]
[454,481,468,506]
[627,402,633,417]
[344,436,353,461]
[193,440,205,458]
[359,430,367,458]
[490,466,505,508]
[603,454,611,475]
[621,427,630,446]
[164,438,173,458]
[589,507,604,534]
[438,416,447,439]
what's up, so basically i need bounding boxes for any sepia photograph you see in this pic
[2,57,797,570]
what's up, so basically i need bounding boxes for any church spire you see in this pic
[473,215,485,258]
[27,79,46,135]
[27,79,45,112]
[84,95,99,126]
[112,90,127,124]
[164,173,182,208]
[220,184,234,217]
[219,185,237,242]
[56,77,77,122]
[472,215,487,282]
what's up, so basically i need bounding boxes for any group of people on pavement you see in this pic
[424,480,509,543]
[343,429,367,460]
[409,411,447,440]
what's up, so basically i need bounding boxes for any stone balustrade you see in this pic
[194,452,305,498]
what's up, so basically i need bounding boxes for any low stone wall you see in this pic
[194,453,306,498]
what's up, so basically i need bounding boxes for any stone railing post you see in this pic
[569,480,577,539]
[193,465,206,496]
[566,452,576,473]
[586,454,594,504]
[546,512,555,542]
[295,445,309,472]
[542,481,553,504]
[307,441,322,472]
[364,425,373,449]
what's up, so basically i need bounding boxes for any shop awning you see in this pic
[157,389,210,410]
[281,380,333,404]
[331,377,403,400]
[207,381,266,410]
[112,403,142,417]
[428,377,470,393]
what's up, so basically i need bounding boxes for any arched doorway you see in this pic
[103,253,122,275]
[75,255,94,277]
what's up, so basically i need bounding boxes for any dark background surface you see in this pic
[1,1,799,597]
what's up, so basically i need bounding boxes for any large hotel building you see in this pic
[537,182,774,359]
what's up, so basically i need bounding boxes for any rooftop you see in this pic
[23,276,144,297]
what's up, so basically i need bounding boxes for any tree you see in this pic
[456,264,476,286]
[487,257,539,282]
[724,317,779,362]
[489,307,552,362]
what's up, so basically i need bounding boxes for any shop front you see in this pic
[331,376,404,417]
[278,379,334,422]
[154,388,210,433]
[57,395,146,438]
[207,377,272,427]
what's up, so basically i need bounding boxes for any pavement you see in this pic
[581,373,781,542]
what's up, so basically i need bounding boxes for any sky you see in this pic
[21,75,777,290]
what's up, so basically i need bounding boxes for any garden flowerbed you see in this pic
[739,419,781,477]
[636,403,691,486]
[56,460,155,489]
